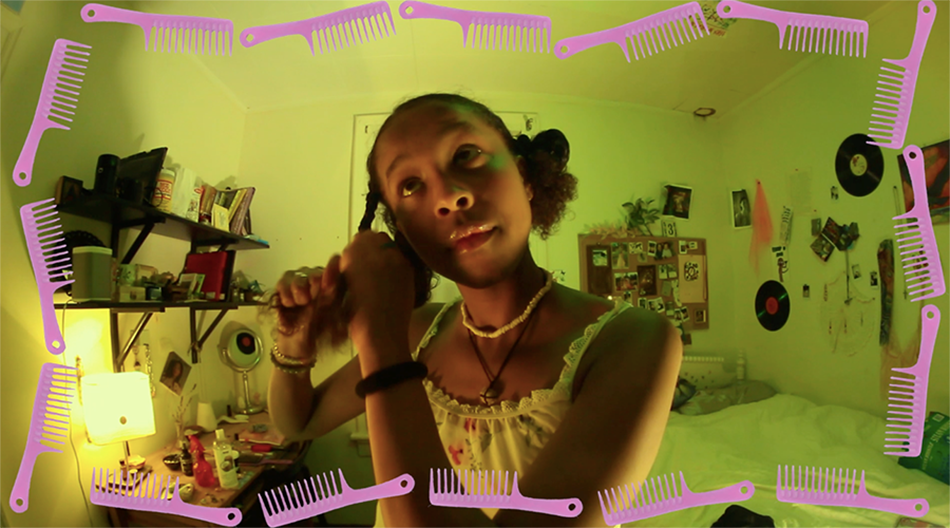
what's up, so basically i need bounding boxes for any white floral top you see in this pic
[374,295,633,527]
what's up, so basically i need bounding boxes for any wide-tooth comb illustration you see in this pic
[90,469,242,526]
[598,471,753,524]
[260,470,413,527]
[429,469,582,518]
[400,1,551,53]
[867,0,936,150]
[885,305,940,457]
[81,3,234,55]
[240,2,395,56]
[20,198,75,355]
[776,465,929,517]
[716,0,869,57]
[9,363,78,513]
[12,38,91,188]
[554,2,709,62]
[892,144,945,302]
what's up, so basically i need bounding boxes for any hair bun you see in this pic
[528,129,569,173]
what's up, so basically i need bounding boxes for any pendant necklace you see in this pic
[465,270,550,406]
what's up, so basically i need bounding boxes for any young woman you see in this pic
[267,94,683,527]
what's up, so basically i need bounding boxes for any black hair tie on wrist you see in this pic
[355,361,428,398]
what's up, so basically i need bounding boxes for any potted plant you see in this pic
[622,197,661,236]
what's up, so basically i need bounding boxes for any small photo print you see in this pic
[663,263,678,279]
[632,241,645,254]
[679,240,688,254]
[852,264,862,279]
[648,240,657,257]
[680,308,691,322]
[659,264,668,280]
[810,236,835,262]
[662,184,693,220]
[623,290,633,303]
[803,284,811,298]
[626,272,639,289]
[731,189,751,228]
[673,309,683,322]
[665,301,674,312]
[811,217,822,236]
[160,351,191,396]
[870,271,879,287]
[637,265,657,296]
[688,241,698,250]
[611,242,629,269]
[659,242,674,260]
[592,249,609,267]
[614,272,626,291]
[639,297,648,309]
[646,299,657,311]
[654,300,665,314]
[695,309,707,324]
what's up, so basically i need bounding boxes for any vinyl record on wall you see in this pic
[755,280,790,331]
[836,134,884,197]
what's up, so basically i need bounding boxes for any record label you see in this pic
[756,280,790,331]
[836,134,883,197]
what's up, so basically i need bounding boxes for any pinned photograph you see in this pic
[810,236,834,262]
[870,271,879,287]
[648,240,657,257]
[679,240,688,254]
[632,241,645,254]
[626,272,639,289]
[659,264,668,280]
[614,272,626,291]
[623,290,633,303]
[688,241,698,250]
[592,249,609,267]
[731,189,751,228]
[638,265,658,296]
[639,297,648,309]
[852,264,862,279]
[611,242,629,269]
[160,352,191,396]
[662,184,693,220]
[695,309,707,324]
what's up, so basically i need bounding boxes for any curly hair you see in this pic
[362,93,578,309]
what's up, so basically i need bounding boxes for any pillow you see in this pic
[898,412,949,485]
[676,380,777,416]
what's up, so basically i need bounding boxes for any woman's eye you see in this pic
[454,145,484,164]
[400,179,420,197]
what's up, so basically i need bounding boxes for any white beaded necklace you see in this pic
[460,269,553,339]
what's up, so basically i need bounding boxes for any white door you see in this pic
[349,112,546,305]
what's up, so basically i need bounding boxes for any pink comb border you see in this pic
[12,39,91,188]
[429,469,582,518]
[81,3,234,55]
[399,1,551,53]
[599,471,753,524]
[9,363,78,513]
[776,465,929,517]
[240,2,395,56]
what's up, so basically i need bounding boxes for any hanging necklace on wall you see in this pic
[466,269,549,405]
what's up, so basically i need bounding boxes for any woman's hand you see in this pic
[273,258,346,358]
[339,230,415,352]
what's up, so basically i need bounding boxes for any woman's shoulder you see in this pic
[408,301,448,351]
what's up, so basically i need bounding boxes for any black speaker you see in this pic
[94,154,119,196]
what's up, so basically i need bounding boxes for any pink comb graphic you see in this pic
[429,469,582,518]
[554,2,709,62]
[716,0,869,57]
[399,1,551,53]
[868,0,936,150]
[20,198,75,355]
[260,470,413,527]
[240,2,395,56]
[893,144,945,302]
[776,465,929,517]
[9,363,78,513]
[12,38,91,188]
[90,469,241,526]
[81,3,234,55]
[886,305,940,457]
[598,471,753,524]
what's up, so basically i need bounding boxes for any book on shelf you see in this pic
[212,187,255,236]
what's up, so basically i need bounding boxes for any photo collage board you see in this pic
[578,234,709,331]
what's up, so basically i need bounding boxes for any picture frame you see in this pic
[159,352,191,396]
[662,184,693,220]
[731,189,751,229]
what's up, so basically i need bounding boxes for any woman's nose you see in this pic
[435,179,473,215]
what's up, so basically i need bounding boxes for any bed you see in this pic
[618,356,950,528]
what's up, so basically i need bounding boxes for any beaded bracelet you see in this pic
[270,344,316,374]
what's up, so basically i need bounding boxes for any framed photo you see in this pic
[662,184,693,220]
[731,189,751,229]
[159,352,191,396]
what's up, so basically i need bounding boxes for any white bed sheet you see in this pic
[621,394,949,528]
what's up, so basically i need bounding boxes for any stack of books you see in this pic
[198,186,255,236]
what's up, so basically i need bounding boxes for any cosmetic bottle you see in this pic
[213,429,239,489]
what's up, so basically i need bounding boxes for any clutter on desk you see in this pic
[238,425,285,446]
[213,429,240,490]
[188,435,219,489]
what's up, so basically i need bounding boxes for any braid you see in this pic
[359,191,382,231]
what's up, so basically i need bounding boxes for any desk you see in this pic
[106,412,322,527]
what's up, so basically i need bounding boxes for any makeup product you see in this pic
[81,3,234,55]
[716,0,868,57]
[213,429,239,490]
[13,39,91,187]
[554,2,709,62]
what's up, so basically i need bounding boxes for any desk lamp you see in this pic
[82,371,155,483]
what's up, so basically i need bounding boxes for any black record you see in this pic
[755,280,790,332]
[836,133,884,197]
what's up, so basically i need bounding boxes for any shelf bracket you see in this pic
[190,307,232,363]
[121,222,155,265]
[115,312,153,371]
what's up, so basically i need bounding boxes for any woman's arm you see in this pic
[357,308,681,527]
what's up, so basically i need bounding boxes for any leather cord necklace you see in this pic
[467,296,541,406]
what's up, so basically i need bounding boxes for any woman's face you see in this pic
[375,103,534,288]
[172,362,182,378]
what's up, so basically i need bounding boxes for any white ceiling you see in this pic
[135,1,890,116]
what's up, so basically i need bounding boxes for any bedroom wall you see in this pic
[718,0,950,419]
[0,1,254,526]
[235,90,729,524]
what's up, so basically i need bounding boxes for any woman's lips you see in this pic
[454,228,496,253]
